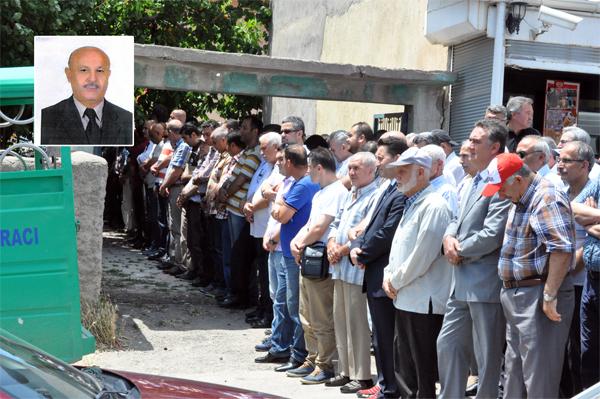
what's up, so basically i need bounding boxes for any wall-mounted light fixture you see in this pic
[506,1,528,34]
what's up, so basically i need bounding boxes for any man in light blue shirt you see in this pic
[325,152,379,394]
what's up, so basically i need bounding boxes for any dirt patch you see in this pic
[76,231,349,398]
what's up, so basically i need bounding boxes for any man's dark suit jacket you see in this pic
[354,186,405,297]
[41,96,132,145]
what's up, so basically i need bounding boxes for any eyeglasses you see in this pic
[558,157,585,164]
[517,150,543,159]
[281,129,299,134]
[168,128,181,133]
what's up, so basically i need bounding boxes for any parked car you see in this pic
[0,332,284,399]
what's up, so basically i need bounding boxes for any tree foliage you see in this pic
[1,0,271,144]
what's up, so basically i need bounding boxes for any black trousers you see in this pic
[130,175,145,241]
[394,307,443,399]
[156,186,169,250]
[207,216,223,286]
[185,201,212,281]
[144,185,159,247]
[230,222,256,304]
[254,237,272,317]
[368,294,400,398]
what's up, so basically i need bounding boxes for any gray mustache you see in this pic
[84,83,100,89]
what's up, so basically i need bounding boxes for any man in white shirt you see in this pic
[382,147,452,398]
[287,147,348,384]
[432,129,465,185]
[243,132,282,328]
[421,144,459,218]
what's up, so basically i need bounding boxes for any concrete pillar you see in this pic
[407,87,446,133]
[71,152,107,303]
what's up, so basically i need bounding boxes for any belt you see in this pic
[588,270,600,280]
[503,277,546,289]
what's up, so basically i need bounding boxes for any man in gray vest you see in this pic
[437,119,512,398]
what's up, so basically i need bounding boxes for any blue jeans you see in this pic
[283,256,307,363]
[269,251,292,357]
[580,270,599,389]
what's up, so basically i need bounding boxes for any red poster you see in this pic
[543,80,580,143]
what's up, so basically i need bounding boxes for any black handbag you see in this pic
[300,241,329,279]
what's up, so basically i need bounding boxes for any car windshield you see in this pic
[0,335,102,399]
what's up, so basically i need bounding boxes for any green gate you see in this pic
[0,144,96,362]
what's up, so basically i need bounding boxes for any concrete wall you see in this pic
[269,0,449,134]
[71,152,107,303]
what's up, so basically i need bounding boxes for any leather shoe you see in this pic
[218,295,240,308]
[340,379,373,394]
[250,317,272,329]
[176,271,196,280]
[164,265,184,275]
[192,277,210,288]
[147,250,166,260]
[324,374,351,387]
[274,359,302,372]
[254,352,288,364]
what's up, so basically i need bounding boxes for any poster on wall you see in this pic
[543,80,580,143]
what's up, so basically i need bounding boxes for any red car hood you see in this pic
[106,369,285,399]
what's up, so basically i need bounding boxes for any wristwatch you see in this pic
[543,292,557,302]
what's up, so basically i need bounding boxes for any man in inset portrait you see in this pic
[41,45,132,145]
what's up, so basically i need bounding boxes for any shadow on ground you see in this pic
[101,230,259,353]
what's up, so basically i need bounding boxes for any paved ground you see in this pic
[77,230,375,398]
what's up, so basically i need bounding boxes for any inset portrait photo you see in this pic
[34,36,134,146]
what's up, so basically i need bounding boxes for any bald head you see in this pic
[170,109,187,124]
[65,46,111,108]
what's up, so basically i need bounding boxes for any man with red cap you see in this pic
[482,153,576,398]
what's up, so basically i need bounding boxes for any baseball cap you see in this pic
[431,129,458,146]
[386,146,432,169]
[481,153,524,197]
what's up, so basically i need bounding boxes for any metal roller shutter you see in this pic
[449,36,494,145]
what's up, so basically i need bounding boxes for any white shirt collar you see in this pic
[73,97,104,123]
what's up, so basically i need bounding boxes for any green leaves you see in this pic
[1,0,270,144]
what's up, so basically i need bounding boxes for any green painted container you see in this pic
[0,146,95,362]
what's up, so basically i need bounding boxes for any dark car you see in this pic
[0,333,284,399]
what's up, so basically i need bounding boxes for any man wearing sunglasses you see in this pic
[516,135,565,191]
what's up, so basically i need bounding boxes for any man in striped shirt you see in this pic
[218,115,262,308]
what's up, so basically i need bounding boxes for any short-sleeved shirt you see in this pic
[189,146,219,203]
[577,179,600,272]
[156,140,173,184]
[165,138,190,184]
[570,178,598,284]
[280,175,320,258]
[248,163,278,238]
[498,174,575,281]
[264,176,296,252]
[305,180,348,243]
[226,145,262,216]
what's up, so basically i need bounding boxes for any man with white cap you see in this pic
[483,152,575,398]
[382,147,453,398]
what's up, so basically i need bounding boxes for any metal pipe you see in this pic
[491,1,507,105]
[0,143,51,170]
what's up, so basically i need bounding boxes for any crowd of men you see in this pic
[107,96,599,398]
